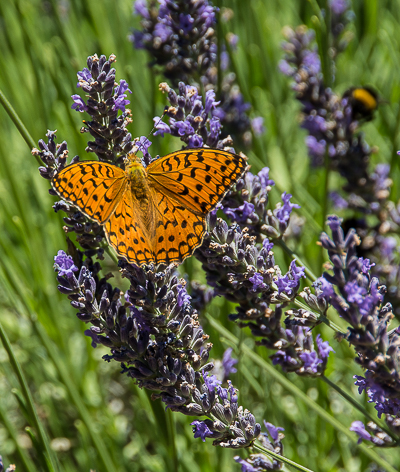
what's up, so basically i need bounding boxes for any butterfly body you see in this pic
[52,148,247,267]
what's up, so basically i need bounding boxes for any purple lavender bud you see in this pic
[153,117,171,137]
[350,421,372,444]
[316,334,335,359]
[263,420,284,442]
[233,456,258,472]
[133,0,149,19]
[328,0,349,15]
[54,250,78,278]
[71,94,88,112]
[191,420,214,442]
[249,273,267,292]
[274,193,300,225]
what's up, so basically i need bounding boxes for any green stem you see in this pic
[166,409,178,472]
[33,322,117,472]
[253,443,315,472]
[321,375,399,443]
[105,246,119,265]
[0,321,58,472]
[0,88,38,159]
[0,395,37,472]
[292,298,344,333]
[318,153,331,270]
[207,315,398,472]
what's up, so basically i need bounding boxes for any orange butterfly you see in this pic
[52,148,247,267]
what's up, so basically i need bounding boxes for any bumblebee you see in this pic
[343,86,380,122]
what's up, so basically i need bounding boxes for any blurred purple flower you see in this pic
[222,348,238,378]
[350,421,372,444]
[251,117,265,136]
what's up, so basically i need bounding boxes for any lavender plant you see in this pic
[131,0,263,147]
[316,216,400,447]
[32,53,292,471]
[279,8,400,318]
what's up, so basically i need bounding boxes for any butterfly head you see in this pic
[123,146,141,166]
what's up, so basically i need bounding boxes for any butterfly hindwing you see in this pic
[147,149,247,215]
[52,162,126,223]
[105,191,155,266]
[152,190,206,265]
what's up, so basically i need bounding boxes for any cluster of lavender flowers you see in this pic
[131,0,264,147]
[132,0,217,86]
[153,81,234,150]
[279,20,400,317]
[32,53,288,471]
[316,216,399,446]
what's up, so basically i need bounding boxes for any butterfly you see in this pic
[52,148,247,267]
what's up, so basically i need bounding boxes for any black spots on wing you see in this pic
[83,188,89,196]
[133,238,139,244]
[140,236,145,243]
[178,186,189,196]
[184,153,191,168]
[162,157,173,172]
[62,177,68,183]
[205,175,211,184]
[196,184,203,191]
[196,152,204,163]
[104,194,113,203]
[105,167,114,178]
[190,168,197,178]
[181,220,187,229]
[93,194,98,201]
[200,202,208,213]
[158,236,164,243]
[193,220,203,230]
[220,165,227,173]
[168,235,175,242]
[67,182,73,189]
[119,228,125,235]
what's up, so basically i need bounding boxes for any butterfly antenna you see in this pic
[134,106,169,158]
[146,106,169,142]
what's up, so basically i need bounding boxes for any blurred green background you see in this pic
[0,0,400,471]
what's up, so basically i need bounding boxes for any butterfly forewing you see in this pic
[147,149,247,215]
[52,162,126,224]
